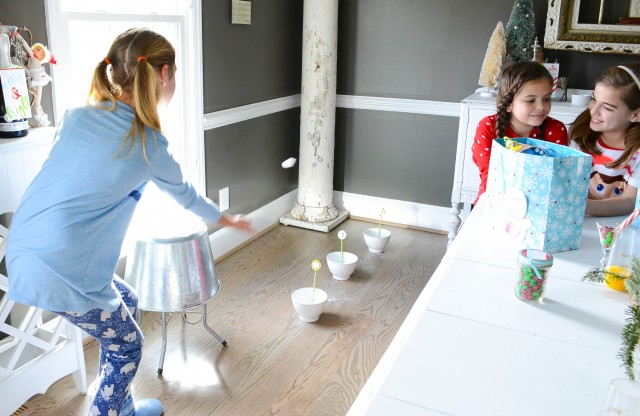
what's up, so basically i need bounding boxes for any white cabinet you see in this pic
[0,127,56,214]
[448,92,589,243]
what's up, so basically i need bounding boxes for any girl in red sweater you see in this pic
[472,61,568,204]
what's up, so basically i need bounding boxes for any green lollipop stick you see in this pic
[311,260,321,302]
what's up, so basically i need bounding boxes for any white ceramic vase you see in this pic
[326,252,358,280]
[291,287,328,322]
[363,228,391,253]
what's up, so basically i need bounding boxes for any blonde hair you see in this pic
[87,28,175,160]
[571,63,640,169]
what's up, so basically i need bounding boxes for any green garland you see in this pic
[627,259,640,302]
[620,304,640,379]
[583,258,640,379]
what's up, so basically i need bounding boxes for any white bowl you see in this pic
[571,93,591,106]
[291,287,327,322]
[326,251,358,280]
[363,228,391,253]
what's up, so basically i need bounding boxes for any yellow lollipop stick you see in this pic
[311,260,321,302]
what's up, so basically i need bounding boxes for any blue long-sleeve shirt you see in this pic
[6,102,221,312]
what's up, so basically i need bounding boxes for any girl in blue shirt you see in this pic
[6,28,254,416]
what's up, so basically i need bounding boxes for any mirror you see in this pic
[545,0,640,54]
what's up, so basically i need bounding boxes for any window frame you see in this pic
[43,0,206,192]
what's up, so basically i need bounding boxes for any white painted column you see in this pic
[282,0,348,231]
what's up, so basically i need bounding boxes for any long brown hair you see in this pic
[495,61,554,138]
[571,63,640,169]
[87,28,176,160]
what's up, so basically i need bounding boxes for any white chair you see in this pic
[0,212,87,415]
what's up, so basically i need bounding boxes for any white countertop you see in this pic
[0,126,56,151]
[348,199,630,416]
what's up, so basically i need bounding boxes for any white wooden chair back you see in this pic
[0,213,87,415]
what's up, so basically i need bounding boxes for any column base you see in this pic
[280,210,349,232]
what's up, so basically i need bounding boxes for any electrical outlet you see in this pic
[219,187,230,212]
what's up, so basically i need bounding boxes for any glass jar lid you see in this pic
[518,249,553,267]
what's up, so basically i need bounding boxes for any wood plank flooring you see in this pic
[16,218,447,416]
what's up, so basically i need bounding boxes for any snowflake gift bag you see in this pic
[485,138,592,253]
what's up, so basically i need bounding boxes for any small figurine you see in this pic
[531,37,544,64]
[558,77,569,102]
[15,33,58,127]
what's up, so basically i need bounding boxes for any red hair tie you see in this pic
[103,57,111,65]
[137,56,147,63]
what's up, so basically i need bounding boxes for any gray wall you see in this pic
[204,110,299,216]
[10,1,637,214]
[202,0,302,215]
[337,0,515,102]
[202,1,303,111]
[334,110,459,206]
[334,0,524,207]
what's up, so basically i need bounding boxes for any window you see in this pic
[44,0,205,192]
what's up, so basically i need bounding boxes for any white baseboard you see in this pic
[333,191,449,233]
[209,189,297,259]
[209,189,449,260]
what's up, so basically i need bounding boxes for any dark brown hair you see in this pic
[571,63,640,169]
[495,61,554,139]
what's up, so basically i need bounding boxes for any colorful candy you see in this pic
[516,265,549,301]
[504,138,554,157]
[515,249,553,303]
[598,225,617,251]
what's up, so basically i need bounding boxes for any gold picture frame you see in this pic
[544,0,640,54]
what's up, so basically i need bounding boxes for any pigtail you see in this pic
[495,91,513,138]
[570,109,600,155]
[132,57,161,131]
[127,57,162,161]
[87,59,116,107]
[611,64,640,169]
[537,117,547,140]
[612,123,640,169]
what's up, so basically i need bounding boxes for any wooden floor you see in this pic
[17,218,447,416]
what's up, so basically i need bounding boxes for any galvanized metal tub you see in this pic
[124,223,219,312]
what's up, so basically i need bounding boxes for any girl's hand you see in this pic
[219,214,257,235]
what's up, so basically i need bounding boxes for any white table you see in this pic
[348,199,631,416]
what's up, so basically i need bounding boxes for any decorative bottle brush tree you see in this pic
[505,0,536,63]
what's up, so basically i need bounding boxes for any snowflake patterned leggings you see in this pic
[55,276,143,416]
